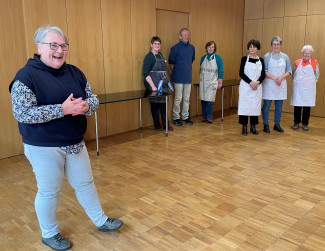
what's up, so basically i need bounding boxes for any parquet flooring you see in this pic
[1,110,325,250]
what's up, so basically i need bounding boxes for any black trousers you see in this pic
[294,106,311,125]
[150,102,166,127]
[238,115,258,125]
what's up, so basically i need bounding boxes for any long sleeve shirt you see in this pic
[239,56,266,84]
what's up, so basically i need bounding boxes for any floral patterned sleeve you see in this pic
[11,80,64,124]
[84,82,99,115]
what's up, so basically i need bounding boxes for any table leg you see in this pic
[95,111,99,156]
[222,88,224,121]
[231,86,233,108]
[196,85,198,117]
[166,96,168,137]
[140,99,142,130]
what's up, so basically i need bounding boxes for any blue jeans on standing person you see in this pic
[201,100,214,121]
[262,99,284,125]
[24,144,108,238]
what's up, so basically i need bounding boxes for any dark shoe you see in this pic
[183,118,193,125]
[242,125,247,136]
[274,124,284,132]
[164,125,174,131]
[173,119,183,126]
[263,124,270,133]
[202,118,207,123]
[207,120,213,124]
[42,233,71,251]
[98,217,123,232]
[292,123,299,130]
[250,125,259,135]
[302,124,309,131]
[155,125,163,131]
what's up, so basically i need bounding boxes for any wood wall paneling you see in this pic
[282,16,306,113]
[264,0,285,18]
[156,0,191,13]
[284,0,307,16]
[22,0,68,59]
[190,0,207,117]
[101,0,132,93]
[308,0,325,15]
[305,15,325,116]
[243,19,263,56]
[244,0,264,20]
[261,18,283,57]
[0,0,27,158]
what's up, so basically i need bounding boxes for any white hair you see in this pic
[34,25,68,44]
[301,45,314,53]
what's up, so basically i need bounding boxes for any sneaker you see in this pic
[292,123,299,130]
[98,217,123,232]
[42,233,71,251]
[202,118,207,123]
[183,118,193,125]
[207,120,212,124]
[302,124,309,131]
[173,119,183,126]
[155,125,163,131]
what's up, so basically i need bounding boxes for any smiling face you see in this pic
[271,41,281,54]
[179,30,190,43]
[207,44,215,54]
[150,41,161,54]
[37,31,68,69]
[303,49,312,61]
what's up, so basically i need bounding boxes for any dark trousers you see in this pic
[294,106,311,125]
[150,102,166,127]
[239,115,258,125]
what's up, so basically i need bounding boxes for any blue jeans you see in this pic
[24,144,108,238]
[262,99,283,125]
[201,100,214,121]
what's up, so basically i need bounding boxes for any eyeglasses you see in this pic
[272,43,281,46]
[153,42,161,45]
[42,42,69,51]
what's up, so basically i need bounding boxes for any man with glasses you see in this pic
[9,26,123,251]
[169,28,195,126]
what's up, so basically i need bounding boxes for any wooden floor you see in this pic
[1,110,325,250]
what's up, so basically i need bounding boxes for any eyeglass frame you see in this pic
[41,42,69,51]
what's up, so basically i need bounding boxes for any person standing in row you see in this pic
[9,26,123,251]
[143,36,173,131]
[262,36,292,133]
[199,41,224,124]
[169,28,195,126]
[238,39,265,136]
[290,45,319,131]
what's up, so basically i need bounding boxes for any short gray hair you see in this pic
[34,25,68,44]
[271,36,282,46]
[179,28,189,36]
[301,45,314,53]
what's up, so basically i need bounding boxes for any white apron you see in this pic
[290,58,316,107]
[238,55,262,116]
[262,53,287,100]
[199,54,218,102]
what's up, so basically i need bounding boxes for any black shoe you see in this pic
[173,119,183,126]
[98,217,123,232]
[183,118,193,125]
[263,124,270,133]
[274,124,284,132]
[42,233,71,251]
[242,125,247,136]
[250,125,259,135]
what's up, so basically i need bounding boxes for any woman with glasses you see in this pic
[9,26,122,251]
[290,45,319,131]
[143,36,173,131]
[262,36,292,133]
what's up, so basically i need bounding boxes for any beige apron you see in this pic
[199,54,218,102]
